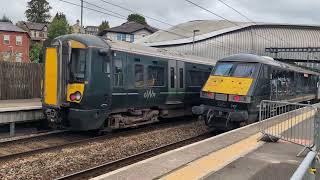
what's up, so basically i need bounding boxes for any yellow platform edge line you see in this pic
[161,110,314,180]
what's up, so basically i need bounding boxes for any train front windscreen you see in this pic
[213,62,257,78]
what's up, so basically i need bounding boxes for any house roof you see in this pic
[85,26,98,29]
[99,21,158,36]
[18,21,48,31]
[0,22,27,33]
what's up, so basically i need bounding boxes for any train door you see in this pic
[177,61,185,101]
[167,60,184,104]
[111,52,127,110]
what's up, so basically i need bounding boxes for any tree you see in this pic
[127,14,147,25]
[0,15,12,23]
[54,12,66,21]
[25,0,51,23]
[98,20,110,34]
[29,43,42,62]
[48,12,70,39]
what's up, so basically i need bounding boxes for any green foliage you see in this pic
[54,12,66,20]
[127,14,147,25]
[98,20,110,34]
[25,0,51,23]
[48,12,70,39]
[0,15,12,23]
[29,43,42,63]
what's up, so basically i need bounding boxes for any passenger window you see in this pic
[179,68,184,88]
[135,64,144,87]
[147,66,165,86]
[170,67,175,88]
[189,70,208,87]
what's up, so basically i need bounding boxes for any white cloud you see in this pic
[1,0,320,28]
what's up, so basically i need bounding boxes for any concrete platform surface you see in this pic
[0,98,42,112]
[204,141,304,180]
[92,108,315,180]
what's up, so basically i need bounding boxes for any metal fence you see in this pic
[0,62,44,100]
[259,100,320,180]
[259,100,317,150]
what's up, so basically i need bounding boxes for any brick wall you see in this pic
[0,31,30,62]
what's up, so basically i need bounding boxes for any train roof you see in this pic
[54,34,216,66]
[106,39,215,66]
[219,54,320,75]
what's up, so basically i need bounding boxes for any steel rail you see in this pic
[55,133,213,180]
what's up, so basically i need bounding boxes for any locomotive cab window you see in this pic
[70,48,86,82]
[233,63,257,77]
[213,63,233,76]
[135,64,144,87]
[148,66,165,87]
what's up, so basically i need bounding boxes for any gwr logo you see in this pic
[144,89,156,99]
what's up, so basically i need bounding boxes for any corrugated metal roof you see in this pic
[0,22,27,33]
[137,20,320,47]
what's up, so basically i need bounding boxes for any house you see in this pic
[0,22,30,62]
[99,21,157,43]
[17,21,48,42]
[85,26,99,35]
[71,20,85,34]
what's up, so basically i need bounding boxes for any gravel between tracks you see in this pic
[0,120,208,180]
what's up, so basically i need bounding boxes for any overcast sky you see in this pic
[1,0,320,29]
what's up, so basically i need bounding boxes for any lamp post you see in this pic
[192,29,200,54]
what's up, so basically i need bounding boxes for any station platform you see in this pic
[93,107,313,180]
[0,98,42,136]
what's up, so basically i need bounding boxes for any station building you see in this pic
[137,20,320,69]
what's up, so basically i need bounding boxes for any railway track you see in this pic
[56,133,213,180]
[0,130,94,161]
[0,118,199,162]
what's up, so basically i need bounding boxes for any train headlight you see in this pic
[75,91,82,101]
[69,91,82,101]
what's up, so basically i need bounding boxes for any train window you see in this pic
[179,68,184,88]
[113,59,123,87]
[147,66,165,87]
[103,60,110,74]
[135,64,144,87]
[70,49,86,82]
[213,63,233,76]
[189,70,206,87]
[233,63,256,77]
[170,67,175,88]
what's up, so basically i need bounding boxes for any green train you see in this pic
[42,34,214,131]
